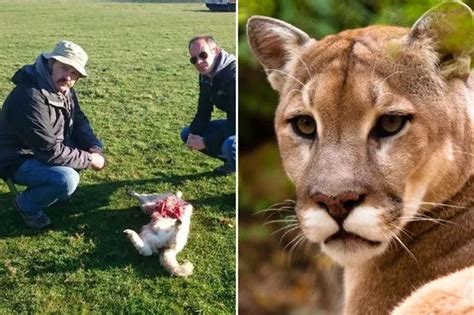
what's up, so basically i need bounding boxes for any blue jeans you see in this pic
[180,120,235,172]
[12,159,80,218]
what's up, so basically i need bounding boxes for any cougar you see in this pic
[247,1,473,314]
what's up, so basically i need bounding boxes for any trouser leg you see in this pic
[180,119,231,159]
[221,135,236,171]
[180,124,219,158]
[12,159,80,217]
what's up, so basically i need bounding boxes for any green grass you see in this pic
[0,1,236,313]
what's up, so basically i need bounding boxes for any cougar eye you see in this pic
[290,115,317,139]
[373,115,411,138]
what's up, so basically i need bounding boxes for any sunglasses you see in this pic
[190,51,208,65]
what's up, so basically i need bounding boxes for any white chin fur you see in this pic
[322,241,388,266]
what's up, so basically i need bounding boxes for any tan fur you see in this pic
[247,1,473,314]
[391,266,474,315]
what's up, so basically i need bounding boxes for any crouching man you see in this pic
[180,35,236,176]
[0,40,105,229]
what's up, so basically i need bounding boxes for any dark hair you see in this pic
[188,35,218,50]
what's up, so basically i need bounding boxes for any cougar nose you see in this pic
[312,191,365,225]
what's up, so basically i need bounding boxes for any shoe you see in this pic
[213,163,234,176]
[13,197,51,229]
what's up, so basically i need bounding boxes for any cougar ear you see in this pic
[247,16,311,91]
[408,1,473,79]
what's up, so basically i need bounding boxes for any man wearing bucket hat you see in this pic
[180,35,236,176]
[0,40,105,229]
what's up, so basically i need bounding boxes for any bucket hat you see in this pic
[42,40,88,77]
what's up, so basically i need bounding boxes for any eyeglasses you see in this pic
[190,51,208,65]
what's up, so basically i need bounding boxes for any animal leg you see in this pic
[127,189,168,215]
[126,189,140,199]
[123,229,153,256]
[160,249,194,277]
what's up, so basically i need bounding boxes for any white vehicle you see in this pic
[204,0,236,12]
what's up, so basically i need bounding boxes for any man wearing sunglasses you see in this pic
[180,35,236,176]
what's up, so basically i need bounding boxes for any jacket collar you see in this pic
[12,62,69,108]
[200,49,235,83]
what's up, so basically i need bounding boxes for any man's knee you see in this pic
[180,126,190,143]
[221,136,236,161]
[54,168,80,197]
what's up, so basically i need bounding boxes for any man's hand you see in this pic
[90,152,105,171]
[186,133,205,151]
[89,146,107,170]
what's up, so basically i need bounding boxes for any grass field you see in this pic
[0,0,236,313]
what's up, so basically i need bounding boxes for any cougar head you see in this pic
[247,2,473,266]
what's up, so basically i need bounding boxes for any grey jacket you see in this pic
[0,57,102,179]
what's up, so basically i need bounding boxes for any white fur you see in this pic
[445,139,455,162]
[322,241,387,267]
[344,206,385,242]
[124,190,194,277]
[299,207,338,243]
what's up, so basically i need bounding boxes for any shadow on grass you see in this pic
[0,174,235,278]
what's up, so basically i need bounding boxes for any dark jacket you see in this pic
[0,60,102,179]
[189,49,236,156]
